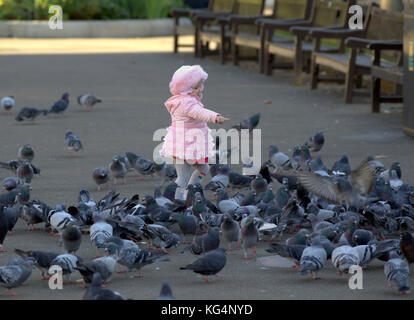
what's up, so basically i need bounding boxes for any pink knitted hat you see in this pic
[169,65,208,96]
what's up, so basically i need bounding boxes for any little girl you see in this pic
[160,65,229,200]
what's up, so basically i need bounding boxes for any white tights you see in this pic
[174,161,209,200]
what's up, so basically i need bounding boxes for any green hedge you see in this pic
[0,0,185,20]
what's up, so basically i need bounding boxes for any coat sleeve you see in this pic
[184,102,220,123]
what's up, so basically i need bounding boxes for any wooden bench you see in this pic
[261,0,354,85]
[171,0,236,55]
[309,5,403,103]
[197,0,265,64]
[229,0,313,73]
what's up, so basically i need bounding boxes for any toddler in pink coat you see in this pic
[160,65,229,200]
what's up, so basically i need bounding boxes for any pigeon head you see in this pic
[268,145,279,157]
[62,93,69,101]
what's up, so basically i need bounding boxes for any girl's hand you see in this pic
[215,116,230,125]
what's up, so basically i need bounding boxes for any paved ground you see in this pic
[0,37,413,300]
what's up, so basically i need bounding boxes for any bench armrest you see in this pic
[310,28,365,39]
[259,19,312,32]
[366,40,403,51]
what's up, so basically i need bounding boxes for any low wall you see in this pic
[0,18,193,38]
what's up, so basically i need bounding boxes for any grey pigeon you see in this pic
[140,223,180,252]
[170,212,198,244]
[180,248,227,283]
[18,143,35,162]
[92,167,110,191]
[156,281,175,300]
[384,252,410,294]
[220,213,241,251]
[241,215,259,260]
[304,131,325,152]
[0,259,35,296]
[50,253,82,284]
[65,131,83,156]
[125,152,155,179]
[205,165,230,191]
[154,162,177,186]
[331,245,360,275]
[2,177,23,192]
[229,170,253,189]
[77,93,102,111]
[109,155,127,185]
[75,251,118,285]
[14,249,60,280]
[181,227,220,255]
[48,92,69,116]
[61,225,82,254]
[232,113,260,132]
[0,207,9,252]
[266,243,306,270]
[16,160,34,183]
[15,107,47,123]
[109,242,169,278]
[268,145,291,170]
[83,272,127,300]
[1,96,14,113]
[90,218,113,257]
[299,245,327,279]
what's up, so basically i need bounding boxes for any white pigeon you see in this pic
[384,254,410,294]
[331,245,360,275]
[299,245,327,279]
[1,96,15,113]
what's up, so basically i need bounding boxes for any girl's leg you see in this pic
[174,162,192,200]
[188,163,210,186]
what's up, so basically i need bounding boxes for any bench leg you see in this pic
[294,52,303,86]
[344,72,354,104]
[232,40,238,66]
[371,77,381,113]
[173,18,178,53]
[310,57,319,90]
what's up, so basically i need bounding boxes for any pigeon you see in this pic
[16,160,34,183]
[65,131,83,156]
[18,143,34,162]
[220,213,241,251]
[229,170,253,189]
[241,215,259,260]
[48,92,69,116]
[0,259,35,296]
[1,96,14,114]
[47,209,79,236]
[304,131,325,152]
[2,177,24,192]
[268,145,291,171]
[109,242,169,278]
[4,205,21,235]
[232,113,260,132]
[77,94,102,111]
[384,252,410,294]
[331,155,352,176]
[250,174,268,195]
[400,232,414,264]
[20,203,47,230]
[90,218,113,257]
[92,167,110,191]
[61,225,82,254]
[109,155,127,185]
[125,152,155,179]
[156,281,175,300]
[140,223,180,252]
[299,245,327,279]
[266,243,306,270]
[153,162,177,186]
[331,245,360,275]
[205,165,230,191]
[15,107,47,123]
[169,212,198,244]
[352,229,375,246]
[181,226,220,255]
[0,207,9,252]
[296,158,377,207]
[75,252,118,285]
[50,253,82,284]
[14,249,60,280]
[180,248,227,283]
[83,272,127,300]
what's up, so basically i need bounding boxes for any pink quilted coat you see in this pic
[159,65,220,164]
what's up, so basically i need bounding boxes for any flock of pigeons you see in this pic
[1,94,414,300]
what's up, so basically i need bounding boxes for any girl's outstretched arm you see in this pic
[185,104,221,123]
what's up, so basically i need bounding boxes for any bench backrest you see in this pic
[210,0,237,12]
[235,0,266,33]
[273,0,313,20]
[364,6,403,41]
[311,0,355,28]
